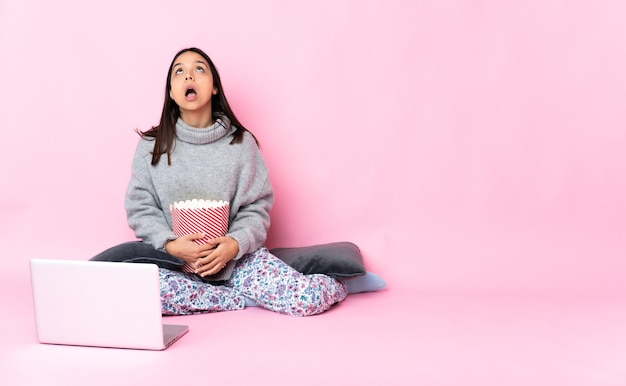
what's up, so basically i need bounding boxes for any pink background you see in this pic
[2,0,624,294]
[2,1,626,384]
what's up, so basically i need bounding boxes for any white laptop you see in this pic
[30,259,188,350]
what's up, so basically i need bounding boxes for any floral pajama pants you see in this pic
[159,246,348,316]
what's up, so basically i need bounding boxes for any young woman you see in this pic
[113,47,347,316]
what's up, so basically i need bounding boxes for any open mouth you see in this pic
[185,87,197,97]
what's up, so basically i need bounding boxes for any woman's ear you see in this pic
[213,88,218,95]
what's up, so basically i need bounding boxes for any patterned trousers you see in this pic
[159,246,348,316]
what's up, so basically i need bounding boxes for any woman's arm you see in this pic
[225,134,274,260]
[125,144,178,250]
[226,176,273,259]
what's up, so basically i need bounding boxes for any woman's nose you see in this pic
[185,73,194,81]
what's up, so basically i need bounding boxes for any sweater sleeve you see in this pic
[125,142,177,250]
[226,137,274,260]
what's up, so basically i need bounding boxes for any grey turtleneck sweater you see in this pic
[125,117,274,280]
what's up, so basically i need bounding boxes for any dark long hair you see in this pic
[138,47,257,166]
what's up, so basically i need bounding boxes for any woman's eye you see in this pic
[174,68,183,75]
[196,67,205,73]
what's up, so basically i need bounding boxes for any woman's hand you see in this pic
[193,236,239,277]
[164,233,214,265]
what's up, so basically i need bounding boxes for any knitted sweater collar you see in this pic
[175,116,231,144]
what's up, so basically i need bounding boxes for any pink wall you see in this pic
[1,1,625,294]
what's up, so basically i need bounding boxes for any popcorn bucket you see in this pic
[170,199,230,273]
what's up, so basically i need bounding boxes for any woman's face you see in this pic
[169,51,217,118]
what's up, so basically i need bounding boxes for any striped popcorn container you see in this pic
[170,199,230,274]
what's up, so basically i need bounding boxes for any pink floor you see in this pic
[2,265,626,386]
